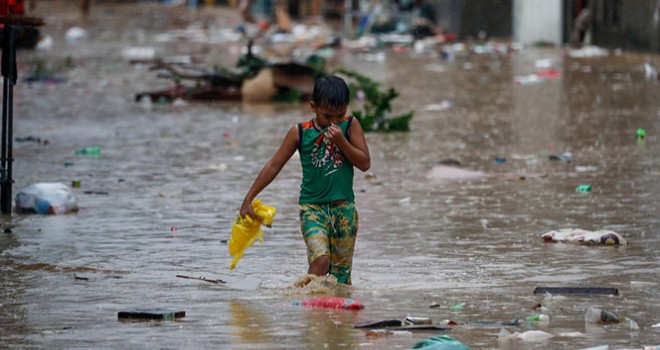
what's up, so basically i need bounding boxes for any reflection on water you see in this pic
[1,2,659,349]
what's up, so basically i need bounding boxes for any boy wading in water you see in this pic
[240,75,371,285]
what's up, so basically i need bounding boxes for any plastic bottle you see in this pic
[74,146,101,155]
[584,306,620,324]
[410,335,471,350]
[527,314,550,324]
[576,184,592,192]
[291,297,364,310]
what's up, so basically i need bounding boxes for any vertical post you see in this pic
[343,0,351,38]
[0,24,16,214]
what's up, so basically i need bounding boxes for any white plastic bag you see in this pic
[15,183,79,215]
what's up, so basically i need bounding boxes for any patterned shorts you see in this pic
[299,201,358,285]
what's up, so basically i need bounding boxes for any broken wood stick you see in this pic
[176,274,226,285]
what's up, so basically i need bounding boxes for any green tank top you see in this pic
[297,116,355,204]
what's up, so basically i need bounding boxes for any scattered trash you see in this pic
[228,199,276,269]
[355,316,450,333]
[387,325,450,331]
[494,157,506,164]
[644,63,658,80]
[498,328,553,342]
[36,35,53,50]
[15,183,79,215]
[71,180,81,188]
[514,74,542,85]
[584,307,639,329]
[630,281,657,287]
[576,184,592,192]
[355,319,403,329]
[82,191,109,195]
[527,314,550,324]
[536,68,562,79]
[534,59,554,69]
[73,273,90,281]
[541,228,627,245]
[175,274,226,285]
[567,45,609,58]
[584,307,638,330]
[65,27,87,42]
[548,151,572,162]
[448,303,465,310]
[584,306,621,324]
[404,316,432,326]
[424,100,452,111]
[74,146,101,156]
[467,320,521,327]
[533,287,619,296]
[366,329,413,337]
[514,68,562,85]
[121,47,157,61]
[16,136,48,144]
[410,335,471,350]
[575,165,598,172]
[117,308,185,320]
[291,297,364,310]
[637,128,646,140]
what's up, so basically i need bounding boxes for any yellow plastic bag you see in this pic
[229,199,276,269]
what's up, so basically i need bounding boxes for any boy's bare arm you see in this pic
[328,121,371,171]
[240,126,298,218]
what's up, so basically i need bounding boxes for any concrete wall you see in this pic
[513,0,563,45]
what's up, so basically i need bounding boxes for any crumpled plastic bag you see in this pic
[15,183,79,215]
[541,228,627,245]
[229,199,276,269]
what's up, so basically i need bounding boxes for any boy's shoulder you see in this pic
[299,119,314,129]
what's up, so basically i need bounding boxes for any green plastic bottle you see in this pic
[410,335,472,350]
[576,184,592,192]
[74,146,101,155]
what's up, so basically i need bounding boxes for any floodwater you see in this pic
[2,2,660,349]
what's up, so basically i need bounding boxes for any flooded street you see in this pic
[2,2,659,349]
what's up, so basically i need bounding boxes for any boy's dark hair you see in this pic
[312,75,350,110]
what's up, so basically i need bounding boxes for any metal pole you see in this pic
[0,25,16,214]
[344,0,351,39]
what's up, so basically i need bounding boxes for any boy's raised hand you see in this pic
[324,124,346,144]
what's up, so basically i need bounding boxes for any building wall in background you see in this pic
[513,0,562,45]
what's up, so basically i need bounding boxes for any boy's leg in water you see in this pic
[328,202,358,285]
[300,202,358,284]
[300,204,331,276]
